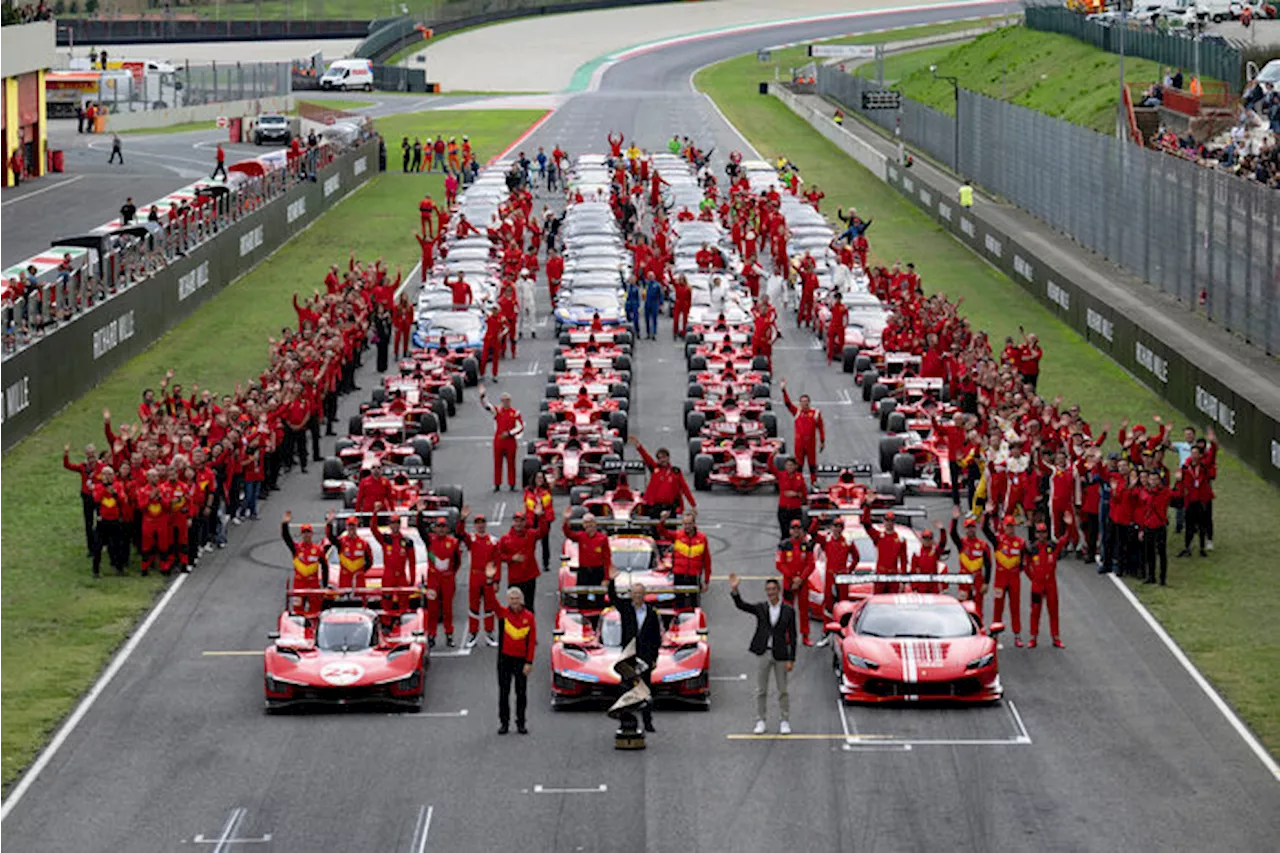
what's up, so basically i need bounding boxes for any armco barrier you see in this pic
[881,161,1280,487]
[0,139,379,452]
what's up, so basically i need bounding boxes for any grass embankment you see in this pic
[695,54,1280,756]
[0,109,543,788]
[118,120,220,135]
[853,25,1203,134]
[295,98,377,112]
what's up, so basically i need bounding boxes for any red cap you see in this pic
[921,529,934,539]
[299,523,314,533]
[1002,515,1016,526]
[473,514,487,522]
[1035,522,1048,532]
[963,517,977,528]
[883,511,895,521]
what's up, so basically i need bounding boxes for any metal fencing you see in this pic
[1024,5,1244,92]
[61,62,291,118]
[816,65,1280,354]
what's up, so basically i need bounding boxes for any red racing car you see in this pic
[689,434,787,492]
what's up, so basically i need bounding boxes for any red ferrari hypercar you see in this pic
[825,587,1001,703]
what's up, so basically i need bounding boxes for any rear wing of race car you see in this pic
[561,583,701,611]
[565,515,661,533]
[865,507,929,527]
[813,463,874,478]
[329,508,455,527]
[282,584,430,618]
[833,573,974,587]
[601,459,647,475]
[380,464,433,480]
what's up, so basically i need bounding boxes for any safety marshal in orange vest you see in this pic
[281,510,329,590]
[655,510,712,593]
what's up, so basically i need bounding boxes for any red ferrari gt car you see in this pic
[263,587,430,712]
[825,585,1001,703]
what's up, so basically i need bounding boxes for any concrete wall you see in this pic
[1,20,56,79]
[769,83,886,182]
[103,95,294,132]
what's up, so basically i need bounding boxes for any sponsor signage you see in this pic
[811,44,877,59]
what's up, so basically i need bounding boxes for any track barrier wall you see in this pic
[0,138,379,452]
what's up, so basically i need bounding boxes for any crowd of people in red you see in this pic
[63,254,399,578]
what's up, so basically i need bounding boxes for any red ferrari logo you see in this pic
[320,661,364,686]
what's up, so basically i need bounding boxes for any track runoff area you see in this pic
[7,27,1280,853]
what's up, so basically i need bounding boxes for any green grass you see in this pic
[118,120,220,135]
[851,25,1208,134]
[295,98,377,112]
[0,108,542,789]
[695,53,1280,757]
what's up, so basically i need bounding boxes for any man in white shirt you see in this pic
[730,573,797,735]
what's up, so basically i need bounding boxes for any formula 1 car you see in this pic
[876,384,959,434]
[322,418,437,495]
[878,426,960,492]
[685,395,776,440]
[522,431,623,492]
[686,346,768,375]
[553,348,633,374]
[567,462,651,520]
[689,435,787,492]
[550,585,709,709]
[687,370,771,402]
[263,588,430,713]
[400,341,481,388]
[371,371,459,418]
[683,324,751,348]
[855,351,922,401]
[539,395,629,440]
[871,375,948,420]
[547,371,631,400]
[824,582,1001,704]
[804,464,905,511]
[323,462,462,513]
[558,328,634,347]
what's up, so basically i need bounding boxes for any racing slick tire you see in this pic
[539,399,551,412]
[545,383,561,399]
[877,397,897,430]
[371,388,387,406]
[615,396,629,411]
[609,411,629,441]
[618,371,632,386]
[888,483,906,505]
[452,374,465,403]
[752,383,771,400]
[348,415,364,436]
[685,343,699,364]
[610,383,630,401]
[861,370,880,402]
[684,399,695,419]
[886,412,907,435]
[685,332,703,345]
[870,383,889,404]
[693,454,714,491]
[462,357,480,387]
[689,354,708,372]
[686,411,706,437]
[878,436,904,473]
[842,347,858,374]
[418,412,441,438]
[611,437,625,458]
[854,354,873,375]
[335,439,355,455]
[554,355,568,372]
[570,486,592,506]
[404,455,424,469]
[440,384,458,417]
[892,452,918,483]
[522,457,543,488]
[870,473,894,494]
[616,331,634,346]
[761,411,778,438]
[432,399,449,433]
[687,383,704,399]
[613,354,631,372]
[558,332,572,345]
[437,484,464,508]
[538,412,556,439]
[757,372,771,386]
[688,438,704,469]
[752,355,770,372]
[342,483,358,509]
[323,457,345,482]
[601,454,623,489]
[412,438,435,467]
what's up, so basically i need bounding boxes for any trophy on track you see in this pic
[607,639,651,750]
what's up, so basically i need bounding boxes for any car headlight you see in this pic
[661,668,702,683]
[846,653,880,670]
[561,647,588,662]
[966,653,995,670]
[556,669,599,683]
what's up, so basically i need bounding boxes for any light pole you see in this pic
[930,64,961,177]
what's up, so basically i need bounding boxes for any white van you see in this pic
[319,59,374,92]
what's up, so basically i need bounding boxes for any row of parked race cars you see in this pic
[261,150,1006,714]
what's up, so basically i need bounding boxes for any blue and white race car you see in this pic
[412,308,488,351]
[554,290,627,332]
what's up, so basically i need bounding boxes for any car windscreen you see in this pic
[260,116,286,126]
[611,542,656,571]
[317,618,374,651]
[429,313,480,333]
[856,602,975,639]
[572,292,617,310]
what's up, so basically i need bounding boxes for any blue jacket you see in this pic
[625,283,642,311]
[644,280,663,310]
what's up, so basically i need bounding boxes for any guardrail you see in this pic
[0,136,381,451]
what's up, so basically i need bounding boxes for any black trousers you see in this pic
[376,340,390,373]
[497,654,529,726]
[576,565,605,587]
[642,502,679,519]
[324,392,338,432]
[92,519,126,575]
[80,493,97,553]
[514,578,537,607]
[1143,526,1168,584]
[1082,512,1100,560]
[1184,502,1208,552]
[777,506,803,539]
[539,531,552,570]
[308,415,322,461]
[286,427,309,471]
[211,162,227,180]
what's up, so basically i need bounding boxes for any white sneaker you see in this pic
[815,636,831,648]
[780,721,792,735]
[465,633,479,649]
[485,631,499,647]
[752,719,767,735]
[1206,540,1214,551]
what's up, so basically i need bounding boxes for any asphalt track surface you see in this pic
[5,6,1280,852]
[0,93,476,268]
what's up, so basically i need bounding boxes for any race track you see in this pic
[3,4,1279,852]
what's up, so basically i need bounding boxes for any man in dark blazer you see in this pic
[730,572,797,735]
[608,565,663,732]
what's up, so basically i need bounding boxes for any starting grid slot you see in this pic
[839,699,1032,751]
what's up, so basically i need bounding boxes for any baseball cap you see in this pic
[474,514,487,522]
[963,517,977,528]
[1035,522,1048,532]
[1002,515,1016,526]
[883,511,895,521]
[299,523,314,533]
[921,529,934,539]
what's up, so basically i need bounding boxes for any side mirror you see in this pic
[824,622,842,634]
[267,631,280,640]
[988,622,1005,636]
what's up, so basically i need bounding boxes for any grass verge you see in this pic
[695,53,1280,756]
[0,109,543,789]
[118,120,219,135]
[295,98,377,112]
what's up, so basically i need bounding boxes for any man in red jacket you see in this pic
[136,468,172,576]
[861,504,909,593]
[630,436,696,517]
[672,276,692,339]
[1177,445,1213,558]
[480,386,524,491]
[767,455,807,538]
[1023,519,1071,648]
[420,512,462,647]
[781,381,825,485]
[483,563,536,735]
[479,308,504,381]
[1136,471,1171,585]
[65,442,104,556]
[91,467,130,577]
[776,520,816,646]
[499,511,550,607]
[656,510,712,593]
[457,506,501,647]
[562,507,613,586]
[826,292,847,365]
